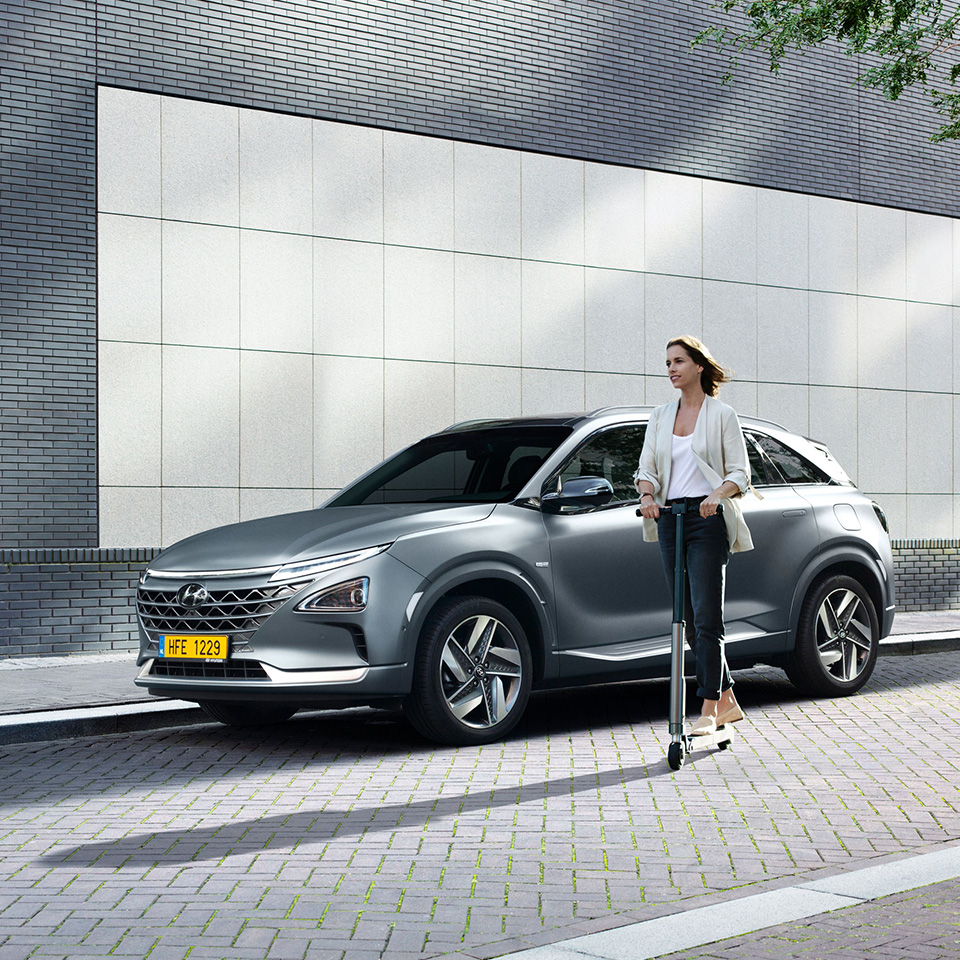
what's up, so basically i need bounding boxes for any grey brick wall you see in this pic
[1,1,98,548]
[891,540,960,612]
[0,549,157,657]
[2,2,958,558]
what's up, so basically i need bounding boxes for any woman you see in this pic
[635,336,753,736]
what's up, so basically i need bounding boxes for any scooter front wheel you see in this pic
[667,740,685,771]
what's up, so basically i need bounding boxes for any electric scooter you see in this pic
[638,499,735,771]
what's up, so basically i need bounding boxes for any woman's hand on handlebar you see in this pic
[639,495,660,519]
[701,480,739,517]
[700,493,723,518]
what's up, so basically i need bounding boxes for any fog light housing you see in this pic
[295,577,369,613]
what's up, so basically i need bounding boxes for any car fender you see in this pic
[396,559,559,688]
[786,541,892,649]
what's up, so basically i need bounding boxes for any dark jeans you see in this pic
[658,506,731,700]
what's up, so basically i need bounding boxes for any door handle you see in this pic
[782,509,807,518]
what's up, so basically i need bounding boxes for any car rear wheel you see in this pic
[199,701,299,726]
[785,574,879,696]
[405,596,532,745]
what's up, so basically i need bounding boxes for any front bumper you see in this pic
[133,552,423,703]
[136,660,410,705]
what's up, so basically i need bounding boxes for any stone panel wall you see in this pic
[97,89,960,547]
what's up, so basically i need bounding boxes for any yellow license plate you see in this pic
[159,634,228,661]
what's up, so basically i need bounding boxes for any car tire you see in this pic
[785,574,879,696]
[405,596,533,746]
[199,701,299,726]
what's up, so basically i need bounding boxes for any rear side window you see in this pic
[556,424,647,503]
[752,433,828,485]
[745,436,773,486]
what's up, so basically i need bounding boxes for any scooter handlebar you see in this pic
[635,500,724,517]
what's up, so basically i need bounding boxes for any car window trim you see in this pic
[748,430,830,486]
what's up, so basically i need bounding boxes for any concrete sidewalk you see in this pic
[496,845,960,959]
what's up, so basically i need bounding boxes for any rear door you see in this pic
[724,431,822,660]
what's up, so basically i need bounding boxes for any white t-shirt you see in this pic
[666,433,713,499]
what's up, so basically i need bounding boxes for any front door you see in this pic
[543,424,675,677]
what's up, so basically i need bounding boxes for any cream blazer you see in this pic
[634,395,754,553]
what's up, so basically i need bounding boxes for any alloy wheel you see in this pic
[815,587,873,682]
[438,614,524,730]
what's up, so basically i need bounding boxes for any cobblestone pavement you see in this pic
[657,877,960,960]
[1,653,959,960]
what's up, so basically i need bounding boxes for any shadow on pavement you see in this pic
[34,669,807,869]
[40,752,680,867]
[18,653,953,870]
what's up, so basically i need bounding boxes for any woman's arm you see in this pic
[719,406,750,494]
[637,479,660,519]
[634,408,663,519]
[700,406,749,518]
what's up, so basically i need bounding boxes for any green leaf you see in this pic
[693,0,960,142]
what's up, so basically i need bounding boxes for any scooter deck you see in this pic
[683,724,735,752]
[667,724,734,770]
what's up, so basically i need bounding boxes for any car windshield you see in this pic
[327,426,572,505]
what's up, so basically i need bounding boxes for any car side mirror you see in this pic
[541,476,614,514]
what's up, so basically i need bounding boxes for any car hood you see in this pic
[148,503,497,575]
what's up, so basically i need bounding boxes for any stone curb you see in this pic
[0,701,206,747]
[491,843,960,960]
[1,633,957,748]
[878,631,960,656]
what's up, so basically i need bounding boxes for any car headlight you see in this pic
[267,544,391,583]
[295,577,368,613]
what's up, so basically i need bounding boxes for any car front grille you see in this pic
[137,579,313,635]
[148,659,270,681]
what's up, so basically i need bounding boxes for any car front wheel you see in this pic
[199,701,299,726]
[785,574,879,696]
[405,596,533,745]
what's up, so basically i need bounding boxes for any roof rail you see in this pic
[441,418,490,432]
[587,404,650,416]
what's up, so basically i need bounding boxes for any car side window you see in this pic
[500,446,550,495]
[745,436,769,486]
[752,433,827,485]
[744,434,782,486]
[556,424,647,504]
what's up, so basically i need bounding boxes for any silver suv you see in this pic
[135,406,895,745]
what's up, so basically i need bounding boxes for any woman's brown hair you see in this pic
[666,335,733,397]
